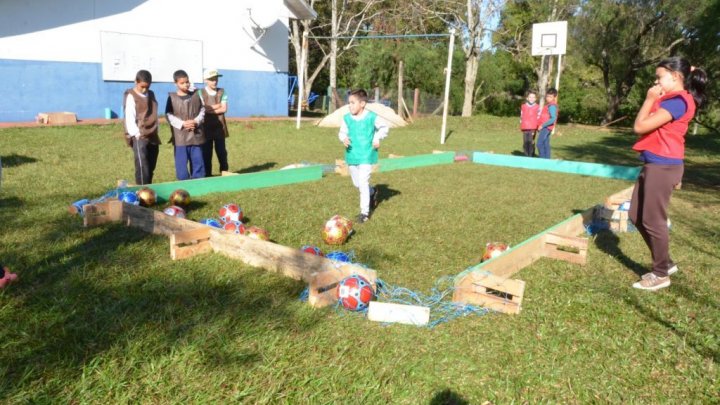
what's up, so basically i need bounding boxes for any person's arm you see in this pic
[124,93,140,138]
[165,97,184,130]
[373,116,389,147]
[193,106,205,125]
[634,85,672,135]
[338,119,350,147]
[539,105,557,129]
[208,91,228,114]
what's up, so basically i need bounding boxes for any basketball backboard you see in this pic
[532,21,567,56]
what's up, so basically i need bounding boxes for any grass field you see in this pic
[1,115,719,403]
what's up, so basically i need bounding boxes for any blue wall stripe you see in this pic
[472,152,641,180]
[0,59,288,122]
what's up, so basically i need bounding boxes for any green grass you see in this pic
[1,115,719,403]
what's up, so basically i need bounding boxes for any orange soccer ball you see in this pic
[135,187,157,207]
[322,215,352,245]
[245,226,270,241]
[169,189,191,207]
[482,242,509,262]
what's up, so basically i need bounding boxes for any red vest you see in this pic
[520,102,540,130]
[632,91,695,159]
[538,101,558,130]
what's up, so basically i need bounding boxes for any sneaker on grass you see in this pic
[641,264,678,280]
[633,273,670,291]
[356,213,370,223]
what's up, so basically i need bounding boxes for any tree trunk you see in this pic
[461,56,479,117]
[329,0,338,111]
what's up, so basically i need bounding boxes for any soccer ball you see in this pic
[326,251,351,262]
[482,242,509,262]
[119,191,140,205]
[223,220,246,235]
[337,275,374,311]
[300,245,324,256]
[200,218,222,228]
[169,189,191,207]
[219,203,243,223]
[245,226,270,241]
[322,215,352,245]
[163,205,186,218]
[136,187,157,207]
[330,214,353,233]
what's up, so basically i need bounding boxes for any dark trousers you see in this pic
[202,136,229,177]
[536,128,552,159]
[131,138,159,185]
[522,130,535,157]
[174,145,205,180]
[629,164,684,277]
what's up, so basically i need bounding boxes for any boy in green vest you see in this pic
[338,89,389,223]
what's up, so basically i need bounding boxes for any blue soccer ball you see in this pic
[200,218,222,228]
[326,251,351,263]
[119,191,140,205]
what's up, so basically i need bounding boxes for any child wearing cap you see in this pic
[199,68,230,176]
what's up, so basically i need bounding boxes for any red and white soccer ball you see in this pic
[245,226,270,241]
[223,220,246,235]
[163,205,186,219]
[482,242,509,262]
[337,275,374,311]
[219,203,243,223]
[322,215,352,245]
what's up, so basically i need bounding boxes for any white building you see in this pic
[0,0,315,122]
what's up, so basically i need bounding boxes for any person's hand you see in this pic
[373,140,380,149]
[646,84,663,102]
[343,137,350,147]
[183,120,196,130]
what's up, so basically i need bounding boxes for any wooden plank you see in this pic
[125,165,323,202]
[83,200,123,227]
[472,152,641,180]
[367,301,430,326]
[605,185,634,208]
[307,265,378,308]
[121,203,206,235]
[453,272,525,315]
[378,152,455,172]
[543,231,588,265]
[170,228,213,260]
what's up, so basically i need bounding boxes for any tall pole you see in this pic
[552,53,562,135]
[440,29,455,145]
[296,30,308,130]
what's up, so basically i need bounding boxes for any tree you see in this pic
[574,0,703,124]
[414,0,505,117]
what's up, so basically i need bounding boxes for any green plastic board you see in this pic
[379,152,455,172]
[126,165,323,202]
[472,152,640,180]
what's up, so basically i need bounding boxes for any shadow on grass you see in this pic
[374,183,401,208]
[0,196,24,226]
[0,222,316,400]
[593,230,646,277]
[429,389,469,405]
[236,162,277,174]
[617,291,720,364]
[1,153,38,167]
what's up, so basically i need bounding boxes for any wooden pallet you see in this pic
[453,272,525,315]
[82,200,378,307]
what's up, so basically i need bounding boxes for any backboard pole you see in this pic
[440,28,456,145]
[296,31,308,130]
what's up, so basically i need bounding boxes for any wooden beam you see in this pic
[83,200,123,227]
[124,165,323,202]
[472,152,641,180]
[452,272,525,315]
[170,228,213,260]
[543,232,588,265]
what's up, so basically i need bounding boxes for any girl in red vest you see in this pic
[630,57,707,291]
[520,91,540,156]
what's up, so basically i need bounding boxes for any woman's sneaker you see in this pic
[642,264,679,280]
[356,213,370,223]
[633,273,670,291]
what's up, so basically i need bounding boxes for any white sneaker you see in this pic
[633,273,670,291]
[667,264,678,276]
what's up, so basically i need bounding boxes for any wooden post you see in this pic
[374,87,380,104]
[413,88,420,117]
[397,60,404,118]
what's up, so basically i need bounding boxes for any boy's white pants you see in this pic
[349,164,373,215]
